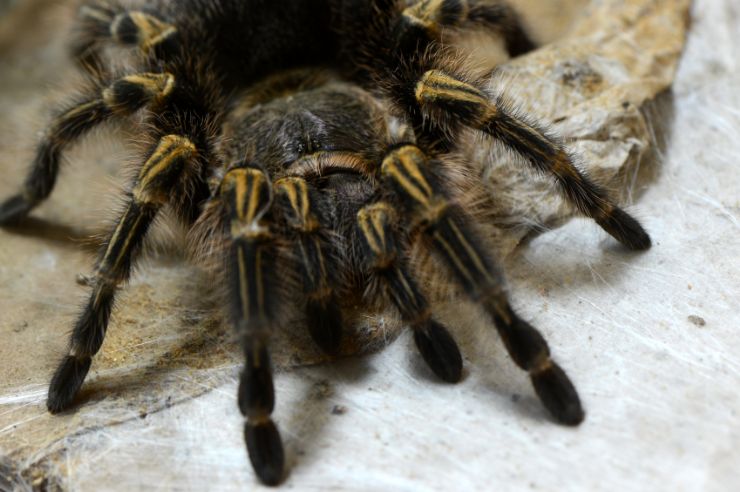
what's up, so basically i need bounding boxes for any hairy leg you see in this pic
[219,166,284,486]
[0,72,175,224]
[273,177,343,355]
[410,69,651,250]
[381,143,584,425]
[73,2,178,68]
[356,201,463,382]
[47,133,197,412]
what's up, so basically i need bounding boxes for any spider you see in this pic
[0,0,651,486]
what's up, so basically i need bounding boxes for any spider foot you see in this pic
[47,355,92,414]
[596,207,652,251]
[414,320,463,383]
[531,362,584,426]
[0,194,34,225]
[245,419,285,486]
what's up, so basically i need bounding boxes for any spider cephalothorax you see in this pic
[0,0,651,486]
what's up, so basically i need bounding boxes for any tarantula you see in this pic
[0,0,651,486]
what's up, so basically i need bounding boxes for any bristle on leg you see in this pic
[47,356,92,413]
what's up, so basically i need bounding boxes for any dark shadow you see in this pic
[508,232,650,296]
[1,217,99,252]
[630,89,677,201]
[282,354,375,475]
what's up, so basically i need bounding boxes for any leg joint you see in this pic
[132,135,196,205]
[414,70,494,123]
[357,202,398,269]
[221,167,272,240]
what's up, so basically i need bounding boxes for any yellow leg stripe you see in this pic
[415,84,490,107]
[221,168,267,223]
[432,229,476,287]
[133,135,195,204]
[221,168,272,240]
[357,202,396,260]
[416,70,489,102]
[446,218,492,284]
[274,177,318,232]
[110,209,145,274]
[403,0,470,29]
[237,243,250,317]
[415,70,498,124]
[56,101,106,128]
[99,203,130,272]
[103,73,176,110]
[382,145,434,208]
[111,11,178,52]
[255,247,265,318]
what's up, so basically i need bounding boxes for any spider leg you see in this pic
[395,67,651,250]
[352,4,649,249]
[382,143,584,425]
[273,177,343,355]
[400,0,535,56]
[73,2,178,68]
[0,72,175,224]
[219,166,284,486]
[356,201,463,382]
[47,134,196,413]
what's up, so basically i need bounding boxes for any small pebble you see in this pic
[688,315,706,327]
[331,405,348,416]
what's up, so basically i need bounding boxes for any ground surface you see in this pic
[1,0,739,491]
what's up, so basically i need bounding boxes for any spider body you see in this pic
[0,0,652,486]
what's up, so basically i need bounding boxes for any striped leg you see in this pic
[0,72,175,224]
[73,3,178,67]
[220,167,284,486]
[382,144,584,425]
[410,69,651,250]
[356,202,463,382]
[274,177,343,355]
[400,0,534,56]
[47,134,196,413]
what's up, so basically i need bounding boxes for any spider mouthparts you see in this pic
[530,362,585,426]
[0,194,34,225]
[245,420,285,486]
